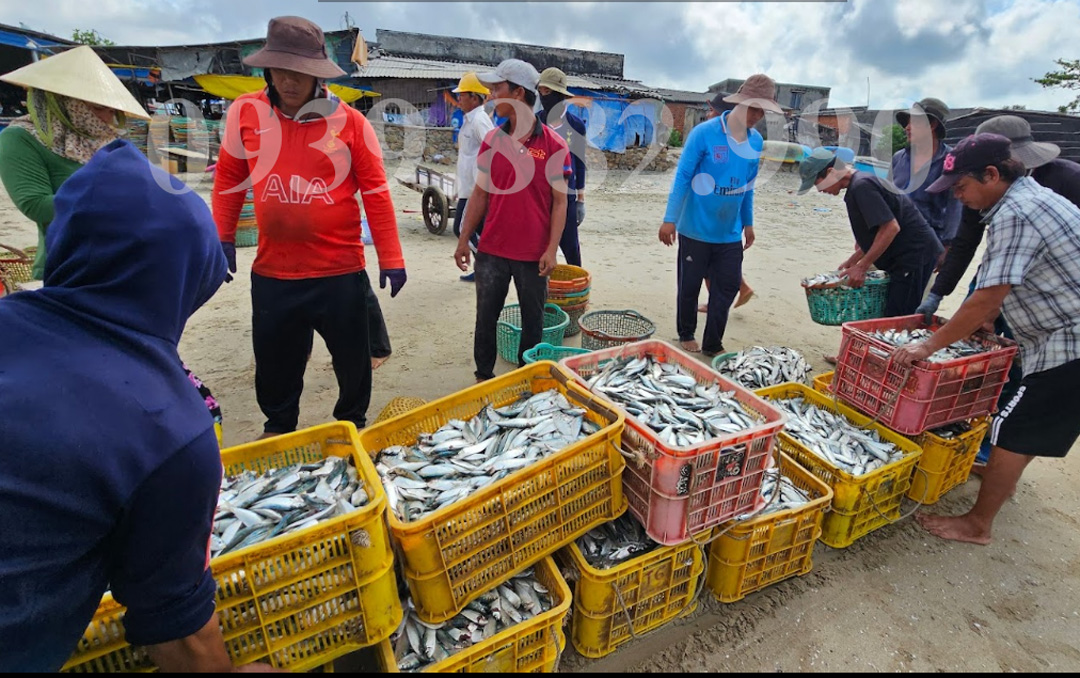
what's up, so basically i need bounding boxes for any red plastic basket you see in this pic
[559,340,786,545]
[831,315,1018,436]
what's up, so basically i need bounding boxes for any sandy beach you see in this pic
[2,159,1078,672]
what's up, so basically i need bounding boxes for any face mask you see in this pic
[540,92,565,117]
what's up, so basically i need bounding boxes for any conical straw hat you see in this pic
[0,45,149,119]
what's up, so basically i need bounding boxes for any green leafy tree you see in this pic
[874,123,908,160]
[667,128,683,148]
[72,29,115,46]
[1035,59,1080,114]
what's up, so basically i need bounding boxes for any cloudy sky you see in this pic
[7,0,1080,111]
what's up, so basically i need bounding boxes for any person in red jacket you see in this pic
[213,16,406,438]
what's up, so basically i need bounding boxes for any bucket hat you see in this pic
[976,115,1059,169]
[243,16,346,79]
[723,74,784,115]
[896,97,949,132]
[538,68,571,96]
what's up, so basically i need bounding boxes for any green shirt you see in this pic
[0,126,82,279]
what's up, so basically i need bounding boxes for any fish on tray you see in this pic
[771,397,906,476]
[733,466,812,520]
[211,456,368,559]
[584,355,759,448]
[390,568,554,671]
[715,346,812,389]
[375,389,599,523]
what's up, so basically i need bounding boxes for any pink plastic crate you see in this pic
[559,340,785,545]
[832,315,1018,436]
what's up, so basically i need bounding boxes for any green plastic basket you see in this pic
[522,342,592,365]
[235,227,258,248]
[802,275,890,326]
[496,303,569,364]
[710,351,739,371]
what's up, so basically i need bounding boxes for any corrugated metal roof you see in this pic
[650,88,712,103]
[354,55,604,89]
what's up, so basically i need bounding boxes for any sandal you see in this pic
[677,339,702,354]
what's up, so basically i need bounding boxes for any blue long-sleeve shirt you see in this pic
[662,111,762,244]
[548,111,586,194]
[890,143,962,244]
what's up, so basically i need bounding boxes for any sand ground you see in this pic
[2,159,1077,672]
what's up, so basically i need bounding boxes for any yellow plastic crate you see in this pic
[558,528,707,658]
[373,556,570,672]
[812,371,834,394]
[63,423,402,673]
[706,453,833,602]
[374,397,427,425]
[755,384,922,549]
[358,361,626,624]
[907,417,989,504]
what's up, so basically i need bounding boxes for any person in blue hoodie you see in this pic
[660,74,783,356]
[0,140,257,671]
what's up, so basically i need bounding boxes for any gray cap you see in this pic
[477,59,540,95]
[896,97,950,132]
[798,147,838,194]
[975,115,1060,169]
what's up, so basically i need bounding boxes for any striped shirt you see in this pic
[975,176,1080,376]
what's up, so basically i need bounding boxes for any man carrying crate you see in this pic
[894,133,1080,545]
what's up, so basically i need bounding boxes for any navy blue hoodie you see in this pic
[0,140,228,670]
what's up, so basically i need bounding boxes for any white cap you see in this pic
[476,59,540,95]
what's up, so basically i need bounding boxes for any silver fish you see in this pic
[769,396,906,476]
[376,390,596,523]
[868,327,991,363]
[575,513,659,569]
[734,467,812,519]
[715,346,812,389]
[802,269,888,289]
[391,568,553,672]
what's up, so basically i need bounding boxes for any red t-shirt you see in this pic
[476,117,571,262]
[212,90,404,280]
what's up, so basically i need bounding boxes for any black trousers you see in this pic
[474,251,548,380]
[252,270,373,433]
[676,235,742,354]
[452,198,482,253]
[884,259,936,317]
[558,195,581,267]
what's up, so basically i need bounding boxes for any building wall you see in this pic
[664,102,708,136]
[710,78,830,111]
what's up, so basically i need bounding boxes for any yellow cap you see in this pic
[453,72,489,96]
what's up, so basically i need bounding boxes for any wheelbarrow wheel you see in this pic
[422,186,449,235]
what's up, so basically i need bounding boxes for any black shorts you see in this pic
[990,358,1080,458]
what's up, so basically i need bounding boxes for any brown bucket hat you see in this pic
[243,16,346,79]
[896,97,950,132]
[723,74,784,115]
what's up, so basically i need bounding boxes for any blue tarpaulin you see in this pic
[566,89,660,154]
[0,28,66,51]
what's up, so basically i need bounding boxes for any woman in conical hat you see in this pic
[0,45,149,280]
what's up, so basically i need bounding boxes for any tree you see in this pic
[1034,58,1080,114]
[874,123,908,161]
[71,29,115,46]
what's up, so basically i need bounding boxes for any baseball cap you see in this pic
[476,59,540,95]
[926,133,1013,194]
[798,148,838,194]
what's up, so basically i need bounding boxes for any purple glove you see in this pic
[221,241,236,283]
[380,268,407,298]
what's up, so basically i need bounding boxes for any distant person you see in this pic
[889,97,961,260]
[451,72,494,283]
[915,115,1080,471]
[660,75,778,357]
[538,67,587,267]
[895,133,1080,545]
[453,59,570,380]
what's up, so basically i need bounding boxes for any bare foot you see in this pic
[372,355,390,370]
[915,512,992,545]
[822,354,838,366]
[734,287,755,308]
[679,339,702,353]
[256,431,281,442]
[697,303,707,313]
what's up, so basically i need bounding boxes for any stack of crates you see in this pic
[553,340,788,657]
[357,361,627,672]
